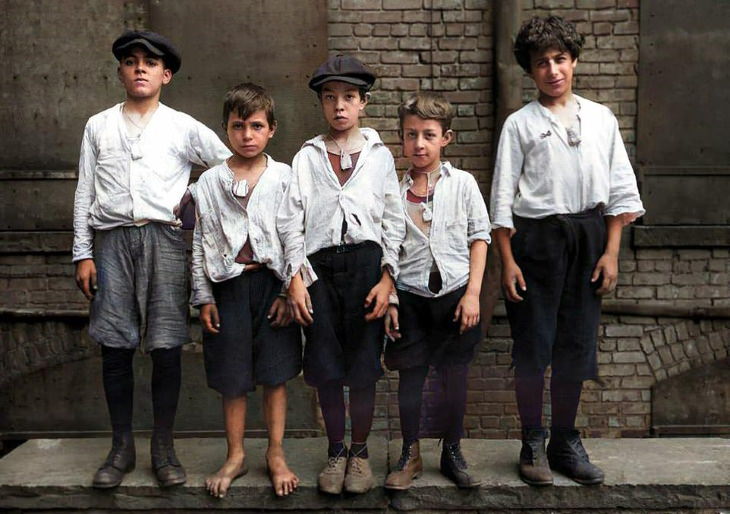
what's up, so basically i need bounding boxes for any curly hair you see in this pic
[514,16,585,73]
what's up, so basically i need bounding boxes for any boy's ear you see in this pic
[268,121,277,138]
[162,68,173,85]
[442,129,454,146]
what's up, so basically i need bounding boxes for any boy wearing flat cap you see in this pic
[72,30,230,489]
[277,54,405,495]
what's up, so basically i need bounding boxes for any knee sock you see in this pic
[398,366,429,445]
[150,347,182,433]
[550,378,583,430]
[515,374,545,430]
[317,380,347,456]
[101,346,136,434]
[442,364,468,445]
[349,383,376,458]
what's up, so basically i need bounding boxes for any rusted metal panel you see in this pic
[0,0,127,170]
[637,0,730,226]
[148,0,328,165]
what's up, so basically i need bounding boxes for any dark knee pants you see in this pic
[303,242,385,389]
[506,209,606,381]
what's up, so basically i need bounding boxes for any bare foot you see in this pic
[266,446,299,496]
[205,454,248,498]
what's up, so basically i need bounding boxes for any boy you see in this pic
[277,54,405,495]
[191,83,302,498]
[383,92,490,490]
[490,16,644,486]
[72,30,230,488]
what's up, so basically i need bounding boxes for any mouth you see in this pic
[546,78,564,87]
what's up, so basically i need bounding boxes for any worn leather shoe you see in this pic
[344,454,375,494]
[440,442,482,488]
[547,428,604,485]
[318,451,348,494]
[385,440,423,490]
[519,428,553,486]
[150,430,186,487]
[92,431,136,489]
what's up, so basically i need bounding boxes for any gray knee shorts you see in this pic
[89,223,189,351]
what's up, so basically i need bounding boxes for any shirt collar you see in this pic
[403,161,451,186]
[532,94,585,123]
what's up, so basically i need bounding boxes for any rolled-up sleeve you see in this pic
[465,175,491,245]
[276,153,310,288]
[380,155,406,279]
[190,216,216,307]
[72,122,97,262]
[490,117,523,230]
[605,116,645,221]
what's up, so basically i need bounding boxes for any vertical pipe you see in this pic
[480,0,523,336]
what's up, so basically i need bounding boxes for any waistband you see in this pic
[514,205,604,226]
[310,240,379,257]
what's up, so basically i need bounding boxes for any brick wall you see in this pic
[326,0,730,439]
[1,0,728,440]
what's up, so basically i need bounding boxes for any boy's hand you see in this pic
[502,260,527,302]
[200,304,220,334]
[75,259,97,300]
[385,305,401,340]
[454,291,480,334]
[592,252,618,296]
[268,296,292,327]
[364,271,393,321]
[287,274,313,326]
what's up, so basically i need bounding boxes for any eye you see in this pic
[146,59,158,66]
[123,58,134,66]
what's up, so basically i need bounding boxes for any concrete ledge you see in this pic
[0,437,729,511]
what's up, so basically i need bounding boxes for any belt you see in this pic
[313,241,377,256]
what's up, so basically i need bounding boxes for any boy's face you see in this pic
[401,114,452,172]
[528,47,577,101]
[319,81,367,133]
[226,109,275,161]
[117,47,172,100]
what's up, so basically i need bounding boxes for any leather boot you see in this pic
[92,431,136,488]
[519,428,553,486]
[385,440,423,490]
[150,429,186,487]
[547,428,604,485]
[439,442,481,489]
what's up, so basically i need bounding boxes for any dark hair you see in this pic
[117,45,172,71]
[222,83,276,128]
[316,83,370,102]
[398,92,455,134]
[514,16,585,73]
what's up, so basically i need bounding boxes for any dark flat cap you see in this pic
[308,54,375,91]
[112,30,182,74]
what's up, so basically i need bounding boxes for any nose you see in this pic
[547,60,559,75]
[334,97,345,111]
[415,134,426,148]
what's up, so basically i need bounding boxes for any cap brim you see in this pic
[309,75,372,90]
[114,38,165,58]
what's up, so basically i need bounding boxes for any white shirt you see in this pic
[277,127,406,284]
[397,162,491,297]
[72,102,231,262]
[490,94,645,230]
[189,156,316,306]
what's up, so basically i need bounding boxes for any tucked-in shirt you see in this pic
[490,94,645,230]
[72,102,230,262]
[397,162,491,298]
[277,127,406,285]
[190,156,314,306]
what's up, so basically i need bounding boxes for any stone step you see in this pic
[0,437,728,512]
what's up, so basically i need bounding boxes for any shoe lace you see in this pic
[395,445,413,471]
[446,443,467,470]
[349,456,364,474]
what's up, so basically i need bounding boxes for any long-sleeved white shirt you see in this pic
[397,162,491,297]
[277,127,406,284]
[490,94,644,230]
[72,102,230,262]
[190,156,312,306]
